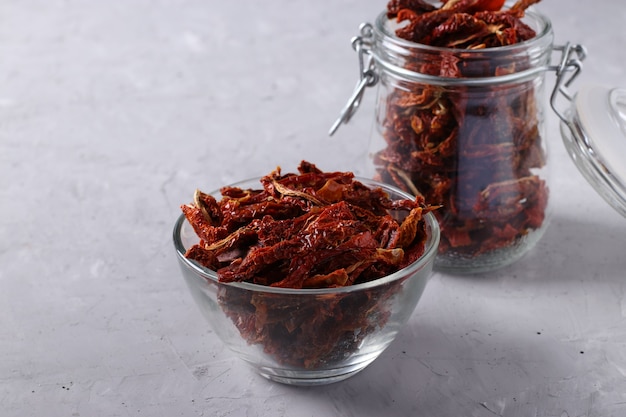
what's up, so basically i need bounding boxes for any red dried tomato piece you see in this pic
[377,0,547,258]
[181,162,437,368]
[182,161,434,288]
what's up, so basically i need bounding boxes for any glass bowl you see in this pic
[173,178,440,386]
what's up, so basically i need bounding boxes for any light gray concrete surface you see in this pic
[2,1,626,416]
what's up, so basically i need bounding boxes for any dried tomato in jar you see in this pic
[333,0,564,273]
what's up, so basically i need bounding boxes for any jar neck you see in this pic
[371,9,554,86]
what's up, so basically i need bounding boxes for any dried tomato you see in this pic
[181,162,436,368]
[182,161,433,288]
[375,0,548,259]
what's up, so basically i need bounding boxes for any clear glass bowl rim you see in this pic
[173,177,441,296]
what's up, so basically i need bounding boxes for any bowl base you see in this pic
[254,359,376,386]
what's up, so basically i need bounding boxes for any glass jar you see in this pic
[331,8,588,274]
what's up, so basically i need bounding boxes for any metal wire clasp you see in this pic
[329,23,378,136]
[549,43,587,124]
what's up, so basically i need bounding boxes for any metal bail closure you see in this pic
[329,23,378,136]
[549,42,587,124]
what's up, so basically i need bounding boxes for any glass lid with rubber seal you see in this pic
[559,85,626,217]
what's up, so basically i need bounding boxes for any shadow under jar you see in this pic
[364,9,555,273]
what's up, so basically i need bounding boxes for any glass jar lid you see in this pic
[561,85,626,217]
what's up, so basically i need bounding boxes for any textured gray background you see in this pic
[2,1,626,416]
